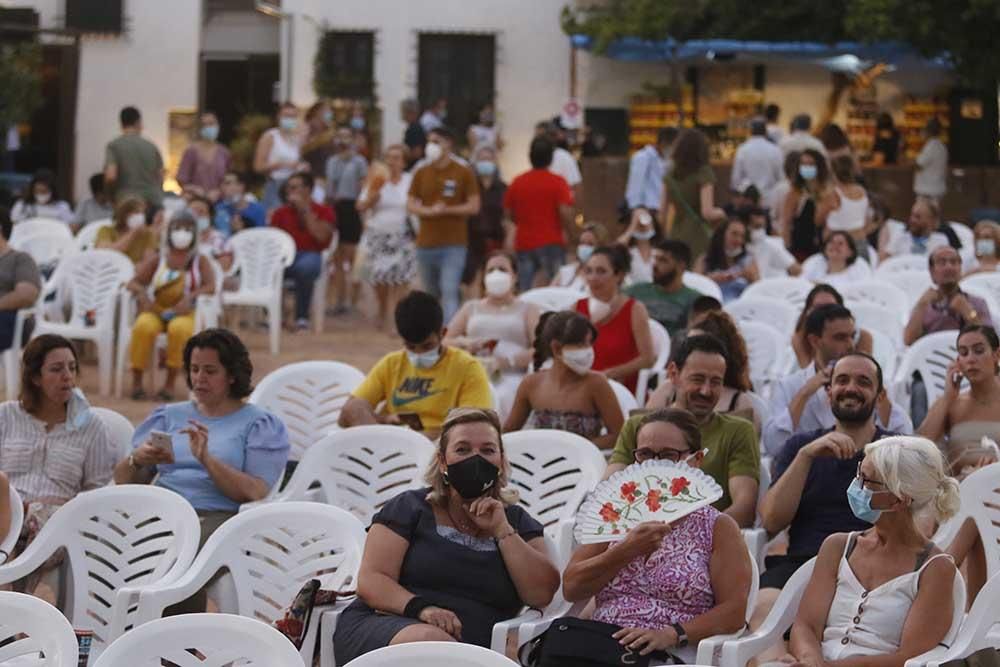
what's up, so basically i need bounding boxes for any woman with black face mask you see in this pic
[333,408,559,664]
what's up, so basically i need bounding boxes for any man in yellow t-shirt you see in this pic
[339,290,492,437]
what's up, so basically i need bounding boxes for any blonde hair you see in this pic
[865,436,961,523]
[424,407,519,506]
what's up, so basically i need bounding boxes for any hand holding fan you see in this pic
[574,460,723,544]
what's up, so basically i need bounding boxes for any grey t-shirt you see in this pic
[105,133,164,206]
[325,152,368,201]
[0,249,41,300]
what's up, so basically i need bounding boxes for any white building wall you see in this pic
[281,0,571,178]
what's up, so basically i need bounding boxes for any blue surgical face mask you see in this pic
[350,116,365,131]
[279,117,298,132]
[196,216,211,232]
[321,110,334,125]
[200,125,219,141]
[475,160,497,178]
[799,164,818,181]
[846,477,882,524]
[407,347,441,369]
[577,244,594,263]
[66,388,92,431]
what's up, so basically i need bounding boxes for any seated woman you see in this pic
[918,324,999,603]
[575,245,655,395]
[96,196,159,266]
[10,169,74,224]
[647,311,761,434]
[791,284,873,369]
[551,223,601,290]
[333,408,559,664]
[504,311,624,449]
[964,220,1000,275]
[113,328,290,612]
[0,335,117,589]
[695,218,758,303]
[126,210,216,401]
[802,231,872,291]
[787,436,960,667]
[562,409,752,656]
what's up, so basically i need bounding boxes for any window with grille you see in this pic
[314,31,375,101]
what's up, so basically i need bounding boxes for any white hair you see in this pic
[865,436,961,523]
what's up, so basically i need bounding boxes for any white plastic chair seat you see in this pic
[248,360,367,462]
[742,277,815,311]
[92,613,305,667]
[725,297,798,338]
[343,641,519,666]
[636,319,671,404]
[0,591,79,667]
[519,287,583,313]
[683,271,723,301]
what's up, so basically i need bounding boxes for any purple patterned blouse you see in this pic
[592,505,719,628]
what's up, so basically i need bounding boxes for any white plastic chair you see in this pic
[242,425,436,524]
[718,557,966,667]
[248,360,367,462]
[9,217,73,246]
[742,277,815,311]
[609,378,639,416]
[879,270,933,312]
[0,485,23,563]
[0,486,200,657]
[840,281,911,325]
[935,463,1000,582]
[949,221,976,266]
[10,229,77,274]
[742,463,771,571]
[75,218,112,251]
[867,328,898,385]
[725,297,798,337]
[845,300,905,349]
[959,283,1000,327]
[891,331,959,410]
[683,271,724,301]
[91,406,135,462]
[960,273,1000,314]
[31,249,135,396]
[875,253,930,276]
[343,642,519,666]
[0,309,30,399]
[519,287,583,313]
[636,319,671,405]
[736,320,788,397]
[222,227,296,355]
[132,502,366,667]
[0,591,79,667]
[92,613,305,667]
[920,572,1000,667]
[310,233,338,334]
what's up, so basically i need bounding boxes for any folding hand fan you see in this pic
[574,460,723,544]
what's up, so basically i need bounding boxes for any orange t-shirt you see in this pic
[408,157,479,248]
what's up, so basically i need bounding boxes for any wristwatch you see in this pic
[671,622,689,648]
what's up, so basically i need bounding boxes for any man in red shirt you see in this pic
[270,171,336,330]
[503,137,574,291]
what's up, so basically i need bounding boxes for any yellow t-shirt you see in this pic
[352,347,493,431]
[96,225,158,265]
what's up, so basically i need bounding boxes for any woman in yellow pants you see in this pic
[127,210,216,401]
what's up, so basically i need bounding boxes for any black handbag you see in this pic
[518,616,676,667]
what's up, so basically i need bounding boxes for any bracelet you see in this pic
[494,527,517,543]
[403,596,435,619]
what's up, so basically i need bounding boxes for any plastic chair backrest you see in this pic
[519,287,582,313]
[736,320,787,388]
[878,270,933,310]
[844,300,904,349]
[949,221,975,254]
[744,390,770,429]
[961,273,1000,318]
[10,230,77,271]
[91,613,304,667]
[0,592,79,667]
[75,218,112,251]
[248,360,366,461]
[343,641,520,666]
[875,254,929,276]
[896,331,959,408]
[44,249,135,328]
[0,485,200,652]
[0,485,23,561]
[648,319,671,372]
[503,430,606,532]
[91,407,136,462]
[959,283,1000,326]
[840,281,911,324]
[725,297,798,337]
[9,218,73,245]
[609,379,639,415]
[682,271,724,301]
[867,329,898,383]
[742,277,815,311]
[276,425,436,524]
[958,463,1000,581]
[228,227,296,292]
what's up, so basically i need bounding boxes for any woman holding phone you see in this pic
[113,328,290,612]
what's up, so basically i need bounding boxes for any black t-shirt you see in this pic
[403,122,427,170]
[773,427,894,557]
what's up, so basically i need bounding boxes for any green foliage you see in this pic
[229,112,272,176]
[0,43,43,129]
[313,31,373,101]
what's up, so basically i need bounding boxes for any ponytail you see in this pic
[532,310,598,372]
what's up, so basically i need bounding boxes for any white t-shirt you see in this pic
[801,255,872,290]
[914,138,948,198]
[10,199,75,224]
[628,246,654,284]
[359,172,413,235]
[553,263,587,290]
[549,147,582,187]
[750,235,797,278]
[884,229,950,258]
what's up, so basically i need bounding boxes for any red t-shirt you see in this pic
[503,168,573,251]
[270,202,336,252]
[575,297,640,393]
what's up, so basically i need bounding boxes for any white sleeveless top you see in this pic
[265,128,301,182]
[820,532,953,661]
[467,299,531,355]
[826,187,869,232]
[360,173,413,235]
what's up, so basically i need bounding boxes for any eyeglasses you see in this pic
[635,447,695,463]
[856,462,886,491]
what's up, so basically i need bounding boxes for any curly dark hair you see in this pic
[19,334,78,415]
[688,311,753,391]
[183,328,254,399]
[670,128,711,181]
[532,310,598,371]
[703,218,748,273]
[793,149,830,191]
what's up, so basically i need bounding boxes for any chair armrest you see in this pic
[697,628,746,666]
[904,644,957,667]
[132,560,221,626]
[719,587,802,667]
[0,533,61,586]
[491,607,543,654]
[516,599,587,648]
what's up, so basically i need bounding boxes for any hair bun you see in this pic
[933,476,961,523]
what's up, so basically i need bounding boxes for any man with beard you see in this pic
[748,352,894,662]
[625,239,701,337]
[607,334,759,527]
[763,304,911,456]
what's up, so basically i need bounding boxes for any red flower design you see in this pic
[645,489,662,512]
[620,481,638,502]
[599,502,620,523]
[670,476,690,497]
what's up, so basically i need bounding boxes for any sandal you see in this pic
[130,388,147,401]
[155,390,174,403]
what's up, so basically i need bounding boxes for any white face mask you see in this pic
[424,142,443,162]
[170,229,194,249]
[750,228,767,244]
[725,246,743,258]
[637,210,653,226]
[127,212,146,229]
[407,348,441,369]
[632,228,656,241]
[560,347,595,376]
[483,270,513,297]
[588,297,612,323]
[34,192,51,205]
[976,238,996,257]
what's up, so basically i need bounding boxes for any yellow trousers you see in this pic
[130,312,196,371]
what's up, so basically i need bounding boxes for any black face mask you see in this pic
[444,455,500,500]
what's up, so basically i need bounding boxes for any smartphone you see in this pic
[396,413,424,431]
[150,430,174,455]
[628,408,654,418]
[951,371,963,388]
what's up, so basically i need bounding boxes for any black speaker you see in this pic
[0,8,39,43]
[65,0,123,34]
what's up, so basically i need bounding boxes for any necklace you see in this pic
[444,502,477,535]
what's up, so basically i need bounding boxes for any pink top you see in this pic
[593,505,719,628]
[177,143,232,194]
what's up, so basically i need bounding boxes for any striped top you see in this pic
[0,400,117,505]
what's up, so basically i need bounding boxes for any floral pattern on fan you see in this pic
[575,460,724,544]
